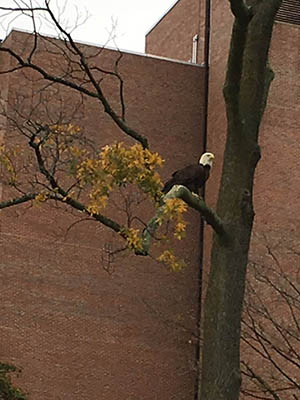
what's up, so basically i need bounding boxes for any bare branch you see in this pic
[0,43,148,147]
[54,194,123,236]
[241,245,300,399]
[0,1,148,149]
[241,361,282,400]
[0,7,47,12]
[0,192,37,209]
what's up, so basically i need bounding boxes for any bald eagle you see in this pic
[162,152,215,194]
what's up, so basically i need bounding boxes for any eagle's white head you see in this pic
[199,152,215,167]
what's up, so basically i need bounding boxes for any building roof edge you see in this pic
[2,27,204,68]
[145,0,180,37]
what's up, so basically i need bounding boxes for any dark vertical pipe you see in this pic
[199,0,211,310]
[194,0,211,398]
[202,0,211,153]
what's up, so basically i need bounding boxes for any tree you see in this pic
[0,1,283,400]
[200,1,282,399]
[241,239,300,400]
[0,362,27,400]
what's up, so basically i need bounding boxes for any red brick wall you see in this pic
[0,30,206,400]
[146,0,206,64]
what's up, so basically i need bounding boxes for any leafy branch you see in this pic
[137,185,226,256]
[0,2,148,148]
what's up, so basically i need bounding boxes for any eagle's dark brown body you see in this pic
[162,164,211,194]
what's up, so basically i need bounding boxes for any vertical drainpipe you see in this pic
[192,34,199,63]
[195,0,211,398]
[202,0,211,154]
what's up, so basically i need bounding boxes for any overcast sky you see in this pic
[0,0,178,53]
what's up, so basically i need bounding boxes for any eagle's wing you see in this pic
[172,164,204,184]
[162,165,205,193]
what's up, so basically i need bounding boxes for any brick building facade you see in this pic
[0,28,206,400]
[0,0,299,399]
